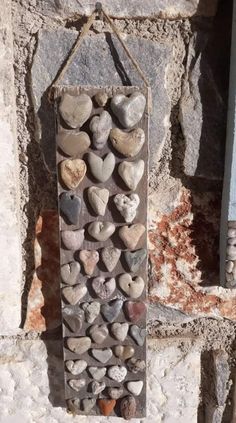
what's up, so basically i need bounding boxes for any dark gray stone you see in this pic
[31,30,172,170]
[124,249,147,272]
[60,191,81,225]
[101,299,123,322]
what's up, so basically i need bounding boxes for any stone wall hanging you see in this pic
[51,4,150,419]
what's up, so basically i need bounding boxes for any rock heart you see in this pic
[89,324,109,344]
[61,229,84,250]
[130,325,146,346]
[89,110,112,149]
[79,250,99,276]
[62,284,87,305]
[110,322,129,342]
[60,192,81,225]
[82,398,96,413]
[127,380,143,396]
[87,186,109,216]
[88,221,115,241]
[98,399,116,417]
[91,348,113,363]
[61,261,81,285]
[92,276,116,300]
[67,336,91,354]
[57,129,91,156]
[88,366,106,381]
[91,380,106,395]
[101,299,123,322]
[101,247,121,272]
[127,357,146,374]
[118,159,145,190]
[111,92,146,128]
[62,307,84,332]
[118,274,145,299]
[110,127,145,157]
[108,387,123,400]
[124,249,147,272]
[108,365,127,382]
[87,152,115,182]
[120,395,137,420]
[68,378,86,392]
[114,345,135,360]
[114,193,140,223]
[124,301,146,323]
[59,92,92,128]
[119,224,145,250]
[82,301,100,323]
[65,359,87,375]
[60,158,87,190]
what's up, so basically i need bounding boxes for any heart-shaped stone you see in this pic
[82,301,100,323]
[62,284,87,305]
[81,398,96,413]
[57,129,91,156]
[61,262,81,285]
[91,348,113,363]
[111,92,146,128]
[111,322,129,342]
[118,160,144,190]
[87,152,115,182]
[118,274,145,299]
[59,93,92,128]
[110,127,145,157]
[101,299,123,322]
[67,336,91,354]
[120,395,137,420]
[88,186,109,216]
[79,250,99,276]
[88,366,106,381]
[90,111,112,149]
[124,301,146,322]
[127,380,143,396]
[114,345,135,360]
[114,193,140,223]
[60,192,81,225]
[127,357,146,374]
[62,307,84,332]
[88,221,115,241]
[98,399,116,416]
[94,91,108,107]
[67,398,81,413]
[61,229,84,250]
[91,380,106,395]
[108,387,123,400]
[68,378,86,392]
[89,324,109,344]
[101,247,121,272]
[65,359,87,375]
[92,277,116,300]
[108,365,127,382]
[130,325,146,346]
[60,158,87,190]
[119,224,145,250]
[124,249,147,272]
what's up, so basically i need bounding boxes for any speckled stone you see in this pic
[110,127,145,157]
[89,324,109,344]
[111,322,129,342]
[65,359,87,375]
[111,92,146,128]
[60,192,81,225]
[60,158,87,190]
[88,366,106,381]
[62,307,84,332]
[120,395,137,420]
[82,301,101,323]
[87,152,115,182]
[90,111,112,149]
[79,250,99,276]
[114,193,140,223]
[98,399,116,416]
[94,91,108,107]
[59,92,92,128]
[91,348,113,363]
[124,249,147,272]
[119,224,145,249]
[118,274,145,299]
[114,345,135,360]
[101,247,121,272]
[88,186,109,216]
[91,380,106,395]
[92,276,116,300]
[67,336,91,354]
[127,357,146,374]
[68,378,86,392]
[130,325,146,346]
[124,301,146,322]
[101,299,123,322]
[62,284,87,305]
[88,221,116,241]
[108,387,123,400]
[61,229,84,250]
[108,365,127,382]
[61,261,81,285]
[57,129,91,156]
[118,159,144,190]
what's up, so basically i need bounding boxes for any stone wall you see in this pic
[0,0,235,421]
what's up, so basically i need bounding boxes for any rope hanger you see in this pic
[48,2,151,103]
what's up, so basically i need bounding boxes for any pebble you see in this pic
[88,186,109,216]
[59,93,92,128]
[108,365,127,382]
[111,322,129,342]
[62,284,87,305]
[226,272,233,282]
[127,357,146,374]
[60,192,81,225]
[108,387,123,400]
[65,359,87,375]
[118,159,144,190]
[101,247,121,272]
[127,380,143,396]
[90,111,112,149]
[68,378,86,392]
[60,158,87,190]
[82,301,101,323]
[61,229,84,250]
[110,127,145,157]
[82,398,96,413]
[114,193,140,223]
[228,228,236,237]
[226,261,234,273]
[101,299,123,322]
[130,325,146,346]
[119,224,145,249]
[111,92,146,128]
[227,245,236,260]
[57,129,91,156]
[124,249,147,272]
[98,399,116,416]
[88,366,106,381]
[118,274,145,299]
[89,324,109,344]
[114,345,135,360]
[92,276,116,299]
[120,395,137,420]
[67,398,80,413]
[61,261,81,285]
[79,250,99,275]
[62,307,84,332]
[124,301,146,322]
[88,221,116,241]
[87,152,115,182]
[94,91,108,107]
[67,336,91,354]
[92,348,113,363]
[91,380,106,395]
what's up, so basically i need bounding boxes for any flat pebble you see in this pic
[89,324,109,344]
[119,224,145,250]
[61,229,84,250]
[61,261,81,285]
[91,380,106,395]
[67,337,91,354]
[124,249,147,272]
[101,299,123,322]
[68,378,86,392]
[92,348,113,363]
[127,357,146,374]
[108,387,123,400]
[114,345,135,360]
[90,111,112,149]
[118,159,144,190]
[65,359,87,375]
[130,325,146,346]
[82,398,96,413]
[88,366,106,381]
[127,380,143,396]
[88,221,116,241]
[111,92,146,128]
[82,301,101,323]
[108,365,127,382]
[57,129,91,156]
[94,91,108,107]
[62,307,84,332]
[60,158,86,190]
[120,395,137,420]
[101,247,121,272]
[98,399,116,416]
[124,301,146,322]
[110,127,145,157]
[88,186,109,216]
[59,93,92,128]
[60,192,81,225]
[114,193,140,223]
[87,152,115,182]
[92,276,116,299]
[111,322,129,342]
[79,250,99,276]
[119,274,145,298]
[62,284,87,305]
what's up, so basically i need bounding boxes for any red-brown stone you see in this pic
[98,399,116,416]
[124,301,146,322]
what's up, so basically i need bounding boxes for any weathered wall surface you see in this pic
[0,0,235,421]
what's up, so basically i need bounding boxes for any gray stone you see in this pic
[118,274,145,298]
[101,299,123,322]
[91,348,113,363]
[60,192,81,225]
[61,261,81,285]
[213,350,230,407]
[62,307,84,332]
[65,359,87,375]
[61,229,84,250]
[87,186,109,216]
[120,395,137,420]
[130,325,146,346]
[68,378,86,392]
[89,324,109,344]
[59,92,92,128]
[127,357,146,374]
[89,111,112,149]
[124,249,147,272]
[88,366,107,381]
[31,30,172,170]
[118,160,144,190]
[111,322,129,342]
[87,152,115,182]
[114,193,140,223]
[101,247,121,272]
[67,337,91,354]
[88,221,116,241]
[62,284,87,305]
[91,380,106,395]
[92,276,116,300]
[81,398,96,413]
[82,301,101,323]
[111,92,146,128]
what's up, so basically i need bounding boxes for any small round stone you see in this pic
[94,91,108,107]
[61,261,81,285]
[82,301,101,323]
[111,322,129,342]
[120,395,137,420]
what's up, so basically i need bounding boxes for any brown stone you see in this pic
[57,129,91,156]
[114,345,135,360]
[120,395,137,420]
[119,224,145,249]
[110,127,145,157]
[60,158,86,190]
[79,250,99,276]
[98,399,116,416]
